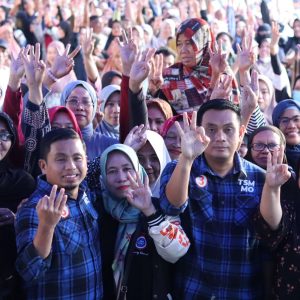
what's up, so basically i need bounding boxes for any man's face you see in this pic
[39,139,87,198]
[201,109,244,164]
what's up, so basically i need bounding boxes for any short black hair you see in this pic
[39,128,83,161]
[101,70,122,88]
[90,15,100,22]
[155,47,176,58]
[197,99,241,126]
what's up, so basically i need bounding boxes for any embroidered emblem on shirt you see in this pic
[195,175,207,188]
[61,205,70,218]
[238,179,255,193]
[135,236,147,250]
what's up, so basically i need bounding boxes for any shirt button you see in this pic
[221,201,224,205]
[154,264,158,269]
[153,295,158,299]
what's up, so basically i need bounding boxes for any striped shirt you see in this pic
[15,177,103,300]
[160,153,266,299]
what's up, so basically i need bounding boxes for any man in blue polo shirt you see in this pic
[160,99,278,299]
[15,129,103,299]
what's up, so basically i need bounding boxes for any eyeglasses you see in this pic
[279,115,300,127]
[0,132,13,142]
[251,143,280,152]
[66,98,93,108]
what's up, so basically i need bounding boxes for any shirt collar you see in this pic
[197,153,247,178]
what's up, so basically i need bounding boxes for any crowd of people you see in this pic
[1,0,300,299]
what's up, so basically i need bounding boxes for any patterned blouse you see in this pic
[254,180,300,300]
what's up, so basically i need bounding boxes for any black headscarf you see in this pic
[58,20,73,46]
[0,112,36,280]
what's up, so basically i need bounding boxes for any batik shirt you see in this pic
[15,177,103,300]
[160,153,266,299]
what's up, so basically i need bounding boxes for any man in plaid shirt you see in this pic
[160,100,276,299]
[15,129,103,299]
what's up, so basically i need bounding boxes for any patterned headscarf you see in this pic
[162,18,214,113]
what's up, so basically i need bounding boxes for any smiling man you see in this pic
[15,129,103,299]
[160,100,276,299]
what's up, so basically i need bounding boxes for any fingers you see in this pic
[64,44,71,56]
[175,120,184,138]
[277,145,284,165]
[197,126,210,144]
[54,188,66,210]
[122,28,128,44]
[266,152,272,172]
[35,43,40,63]
[58,195,68,212]
[127,171,139,189]
[69,45,81,58]
[190,111,197,131]
[49,184,58,209]
[182,112,190,131]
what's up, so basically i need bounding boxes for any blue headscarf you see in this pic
[272,99,300,127]
[100,144,148,287]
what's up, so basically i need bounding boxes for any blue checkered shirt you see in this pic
[15,177,103,300]
[160,153,266,299]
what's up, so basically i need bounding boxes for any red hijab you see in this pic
[48,106,82,138]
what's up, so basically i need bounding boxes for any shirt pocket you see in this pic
[234,195,259,227]
[57,219,83,255]
[189,185,213,224]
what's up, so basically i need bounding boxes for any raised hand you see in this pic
[125,172,155,217]
[36,185,68,229]
[82,27,94,58]
[149,53,164,95]
[270,21,280,54]
[124,124,147,151]
[236,29,256,73]
[210,73,232,100]
[265,147,291,188]
[129,48,156,92]
[175,111,210,161]
[240,69,259,116]
[209,41,228,76]
[0,208,15,226]
[8,46,30,91]
[50,43,81,79]
[21,43,46,88]
[118,28,138,76]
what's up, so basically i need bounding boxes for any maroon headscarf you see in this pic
[48,106,82,138]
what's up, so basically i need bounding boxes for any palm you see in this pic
[120,42,137,66]
[181,130,209,160]
[210,54,227,74]
[130,61,150,83]
[265,150,291,188]
[177,112,210,161]
[11,51,26,80]
[266,165,290,188]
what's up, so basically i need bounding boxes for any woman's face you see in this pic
[103,92,120,126]
[259,40,270,59]
[112,22,122,37]
[258,80,271,112]
[279,108,300,146]
[46,46,58,66]
[51,111,74,130]
[137,141,160,185]
[250,130,281,169]
[164,121,182,160]
[176,33,197,68]
[0,120,12,161]
[65,87,94,129]
[147,106,166,134]
[106,151,137,198]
